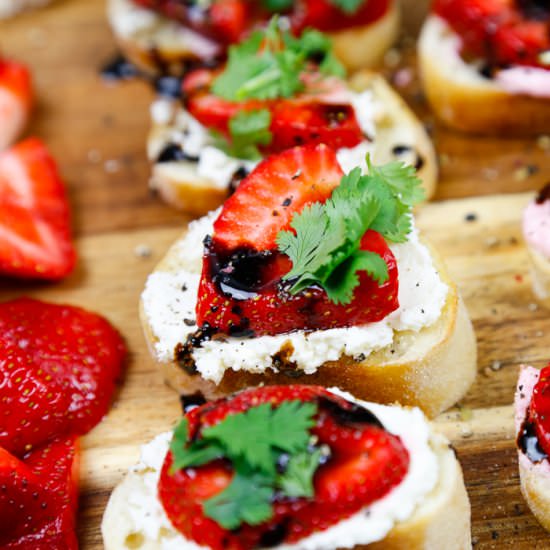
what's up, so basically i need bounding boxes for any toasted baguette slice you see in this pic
[0,0,50,18]
[140,224,476,419]
[515,365,550,532]
[419,16,550,136]
[102,414,471,550]
[148,71,437,216]
[107,0,399,75]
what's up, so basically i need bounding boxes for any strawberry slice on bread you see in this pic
[0,297,127,456]
[0,58,32,150]
[102,386,472,549]
[0,138,76,280]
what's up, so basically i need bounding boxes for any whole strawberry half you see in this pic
[183,69,364,155]
[159,385,409,550]
[0,138,76,280]
[0,58,32,150]
[0,297,126,456]
[433,0,550,67]
[0,435,79,549]
[195,144,399,336]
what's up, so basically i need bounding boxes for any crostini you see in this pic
[102,385,472,549]
[523,184,550,301]
[141,144,476,417]
[515,364,550,532]
[107,0,400,74]
[419,0,550,135]
[147,22,436,214]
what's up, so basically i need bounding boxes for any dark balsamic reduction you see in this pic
[228,166,249,195]
[536,182,550,204]
[155,75,183,98]
[391,144,424,171]
[180,392,207,413]
[175,322,218,375]
[101,55,141,81]
[206,238,274,300]
[258,522,289,547]
[518,417,549,463]
[517,0,550,20]
[318,396,385,430]
[157,143,199,163]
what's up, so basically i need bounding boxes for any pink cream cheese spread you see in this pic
[515,365,550,475]
[496,67,550,99]
[523,185,550,260]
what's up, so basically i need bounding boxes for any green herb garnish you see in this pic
[262,0,365,15]
[211,18,345,101]
[276,156,424,304]
[169,400,323,530]
[213,109,273,161]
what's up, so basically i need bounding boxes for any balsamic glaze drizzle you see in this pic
[518,417,549,463]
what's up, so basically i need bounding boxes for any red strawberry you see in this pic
[0,138,76,280]
[529,364,550,456]
[196,229,398,336]
[212,144,344,251]
[0,297,126,456]
[433,0,550,67]
[195,144,399,336]
[184,81,363,155]
[0,58,32,150]
[159,386,409,550]
[290,0,390,34]
[0,436,79,549]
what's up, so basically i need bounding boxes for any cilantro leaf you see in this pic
[203,401,317,475]
[263,0,293,10]
[215,109,272,160]
[211,18,345,101]
[329,0,365,14]
[203,465,274,530]
[170,418,224,471]
[366,156,425,206]
[277,157,423,304]
[277,449,323,498]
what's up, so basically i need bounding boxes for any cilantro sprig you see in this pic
[262,0,365,15]
[276,156,425,304]
[212,18,345,102]
[169,400,323,530]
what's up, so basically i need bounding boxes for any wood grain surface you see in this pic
[1,1,550,548]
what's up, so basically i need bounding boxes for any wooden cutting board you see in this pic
[1,1,550,548]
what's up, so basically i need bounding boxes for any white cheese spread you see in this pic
[105,390,439,549]
[108,0,220,60]
[141,213,448,384]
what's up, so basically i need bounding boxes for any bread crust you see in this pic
[526,247,550,301]
[140,235,476,419]
[102,431,471,550]
[108,0,399,75]
[518,457,550,533]
[419,16,550,136]
[148,71,437,215]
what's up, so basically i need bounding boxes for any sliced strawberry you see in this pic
[529,364,550,456]
[159,386,409,550]
[0,297,126,456]
[0,58,32,150]
[0,138,76,280]
[195,145,398,336]
[290,0,390,34]
[196,229,398,336]
[184,82,363,155]
[212,144,343,251]
[433,0,550,68]
[0,436,79,549]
